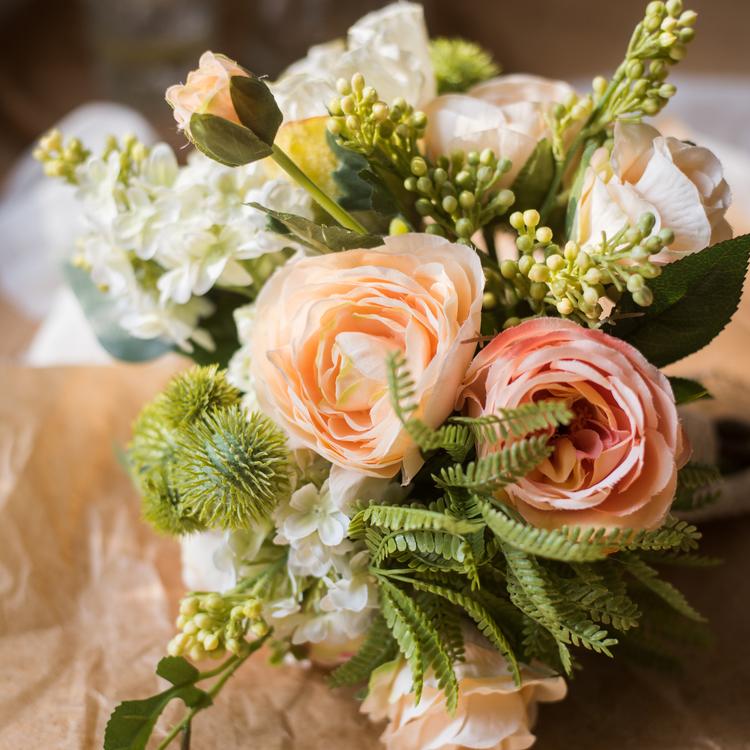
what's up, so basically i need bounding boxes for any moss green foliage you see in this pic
[430,38,501,94]
[129,365,289,534]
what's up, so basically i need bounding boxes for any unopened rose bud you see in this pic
[166,52,249,138]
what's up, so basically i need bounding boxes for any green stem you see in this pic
[271,144,367,235]
[156,633,270,750]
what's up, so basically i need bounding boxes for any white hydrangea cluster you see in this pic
[72,144,311,351]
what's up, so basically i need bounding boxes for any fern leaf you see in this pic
[621,554,705,622]
[407,579,521,686]
[450,400,572,443]
[481,503,610,562]
[358,504,483,535]
[381,582,459,712]
[381,586,425,702]
[328,615,397,688]
[435,436,552,493]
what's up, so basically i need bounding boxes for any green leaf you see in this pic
[63,264,172,362]
[230,75,282,146]
[668,376,712,404]
[103,657,209,750]
[189,113,272,167]
[509,139,554,211]
[613,234,750,367]
[249,203,382,253]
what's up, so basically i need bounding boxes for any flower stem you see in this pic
[156,633,271,750]
[271,144,368,235]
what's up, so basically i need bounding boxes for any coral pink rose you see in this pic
[459,318,688,530]
[575,121,731,263]
[249,234,484,480]
[423,75,576,188]
[361,638,566,750]
[166,51,249,136]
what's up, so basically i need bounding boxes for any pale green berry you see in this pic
[459,191,475,209]
[627,274,645,292]
[500,260,518,279]
[516,235,534,253]
[529,263,549,283]
[351,72,365,92]
[425,223,446,236]
[442,195,458,213]
[546,254,565,272]
[482,291,497,309]
[633,287,654,306]
[536,226,553,244]
[518,255,534,275]
[509,211,525,230]
[523,209,540,228]
[503,317,521,329]
[455,218,474,238]
[584,268,602,285]
[557,298,574,315]
[564,241,579,261]
[410,156,428,176]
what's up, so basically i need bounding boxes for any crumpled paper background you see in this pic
[1,353,750,749]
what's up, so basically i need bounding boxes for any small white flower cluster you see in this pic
[180,468,401,655]
[73,144,311,351]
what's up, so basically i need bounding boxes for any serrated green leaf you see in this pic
[189,113,272,167]
[668,376,712,404]
[103,657,210,750]
[229,75,282,146]
[510,139,554,211]
[248,203,381,253]
[613,234,750,367]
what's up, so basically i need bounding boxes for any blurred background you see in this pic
[1,0,749,176]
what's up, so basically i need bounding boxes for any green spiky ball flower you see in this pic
[173,407,290,530]
[430,38,501,94]
[128,365,290,535]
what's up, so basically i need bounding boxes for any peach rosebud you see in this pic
[361,638,566,750]
[423,75,577,187]
[459,318,689,530]
[248,234,484,480]
[575,121,731,263]
[166,51,249,136]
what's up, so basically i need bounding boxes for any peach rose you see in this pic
[361,638,566,750]
[460,318,688,530]
[249,234,484,480]
[166,51,249,135]
[423,75,576,188]
[575,121,731,263]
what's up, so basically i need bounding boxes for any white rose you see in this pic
[575,121,731,262]
[423,75,576,188]
[362,638,567,750]
[271,2,435,121]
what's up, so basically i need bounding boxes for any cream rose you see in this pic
[575,121,731,263]
[166,51,249,135]
[248,234,484,480]
[423,75,576,187]
[361,639,566,750]
[459,318,688,530]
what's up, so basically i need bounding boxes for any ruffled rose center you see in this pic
[527,380,632,493]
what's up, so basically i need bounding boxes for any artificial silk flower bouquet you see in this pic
[37,2,749,748]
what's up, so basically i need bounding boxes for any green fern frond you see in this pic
[435,436,552,493]
[386,351,418,423]
[408,579,521,686]
[450,400,572,444]
[174,407,290,529]
[381,582,459,712]
[481,502,610,562]
[329,615,398,688]
[672,462,721,511]
[621,554,705,622]
[417,593,466,663]
[357,504,483,535]
[380,586,425,702]
[430,38,501,94]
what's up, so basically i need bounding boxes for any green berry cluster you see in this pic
[169,591,269,661]
[404,150,515,243]
[590,1,696,124]
[499,210,669,326]
[327,73,426,174]
[33,128,90,183]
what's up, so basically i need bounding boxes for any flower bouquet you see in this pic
[36,2,749,748]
